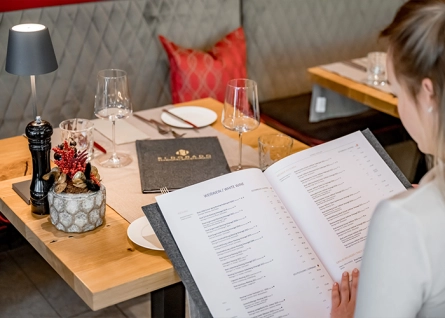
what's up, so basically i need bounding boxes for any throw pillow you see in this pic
[159,27,247,103]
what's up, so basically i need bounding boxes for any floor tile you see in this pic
[8,243,91,318]
[0,250,59,318]
[116,293,151,318]
[70,306,126,318]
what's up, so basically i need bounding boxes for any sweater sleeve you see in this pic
[355,199,431,318]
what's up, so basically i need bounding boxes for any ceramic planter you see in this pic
[48,185,106,233]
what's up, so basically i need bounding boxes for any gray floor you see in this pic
[0,238,152,318]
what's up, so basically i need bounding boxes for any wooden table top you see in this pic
[0,98,308,310]
[307,66,399,118]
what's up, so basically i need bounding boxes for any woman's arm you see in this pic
[355,200,430,317]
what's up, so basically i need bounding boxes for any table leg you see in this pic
[151,282,186,318]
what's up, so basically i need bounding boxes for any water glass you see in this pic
[222,79,260,171]
[367,52,387,86]
[258,134,293,171]
[94,69,133,168]
[59,118,94,161]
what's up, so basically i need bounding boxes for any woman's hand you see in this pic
[330,269,359,318]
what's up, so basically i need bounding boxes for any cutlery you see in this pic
[149,118,185,138]
[342,60,367,72]
[150,120,170,135]
[160,187,170,194]
[162,109,200,130]
[134,114,185,138]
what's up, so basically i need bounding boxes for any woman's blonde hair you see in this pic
[381,0,445,181]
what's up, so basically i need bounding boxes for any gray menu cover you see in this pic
[136,137,230,193]
[361,128,412,189]
[142,130,412,318]
[143,203,212,318]
[12,179,31,205]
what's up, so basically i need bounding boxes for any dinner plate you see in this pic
[161,106,217,128]
[127,216,164,250]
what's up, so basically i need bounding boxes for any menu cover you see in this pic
[136,137,231,193]
[141,129,411,318]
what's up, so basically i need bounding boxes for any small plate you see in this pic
[161,106,217,128]
[127,216,164,250]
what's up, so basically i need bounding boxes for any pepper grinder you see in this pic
[25,116,53,215]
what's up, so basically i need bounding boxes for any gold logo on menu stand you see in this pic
[158,149,212,162]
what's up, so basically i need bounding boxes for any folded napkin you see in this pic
[93,118,150,144]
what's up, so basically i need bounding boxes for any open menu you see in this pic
[142,130,410,318]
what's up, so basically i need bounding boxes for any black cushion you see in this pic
[260,94,409,147]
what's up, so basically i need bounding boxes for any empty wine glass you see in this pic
[222,79,260,171]
[94,69,133,168]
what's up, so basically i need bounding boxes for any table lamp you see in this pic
[5,24,58,215]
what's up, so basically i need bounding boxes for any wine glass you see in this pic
[94,69,133,168]
[222,79,260,171]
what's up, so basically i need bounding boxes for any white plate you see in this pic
[161,106,217,128]
[127,216,164,250]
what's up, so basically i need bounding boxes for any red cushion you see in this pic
[159,27,247,103]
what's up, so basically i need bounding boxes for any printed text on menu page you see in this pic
[157,169,333,318]
[264,131,407,282]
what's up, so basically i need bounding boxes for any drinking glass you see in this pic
[59,118,94,162]
[258,134,293,171]
[94,69,133,168]
[367,52,387,86]
[222,79,260,171]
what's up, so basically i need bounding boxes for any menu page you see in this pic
[157,169,333,318]
[264,131,407,282]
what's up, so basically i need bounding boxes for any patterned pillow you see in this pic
[159,27,247,103]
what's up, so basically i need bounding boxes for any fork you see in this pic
[147,119,169,135]
[134,114,168,134]
[134,114,185,138]
[150,119,186,138]
[160,187,170,194]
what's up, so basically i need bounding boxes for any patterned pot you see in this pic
[48,185,106,233]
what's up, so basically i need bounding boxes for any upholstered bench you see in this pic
[260,94,407,147]
[0,0,406,140]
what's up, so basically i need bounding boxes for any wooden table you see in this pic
[308,66,399,118]
[0,98,308,313]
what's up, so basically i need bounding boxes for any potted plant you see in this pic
[44,141,106,233]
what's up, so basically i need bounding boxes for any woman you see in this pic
[331,1,445,317]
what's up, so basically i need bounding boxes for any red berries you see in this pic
[52,141,88,179]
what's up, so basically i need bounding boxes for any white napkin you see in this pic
[93,118,150,144]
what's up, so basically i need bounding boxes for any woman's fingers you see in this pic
[340,271,350,302]
[331,270,359,318]
[350,268,359,302]
[332,270,359,308]
[331,282,340,308]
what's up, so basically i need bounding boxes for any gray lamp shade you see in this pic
[5,24,58,76]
